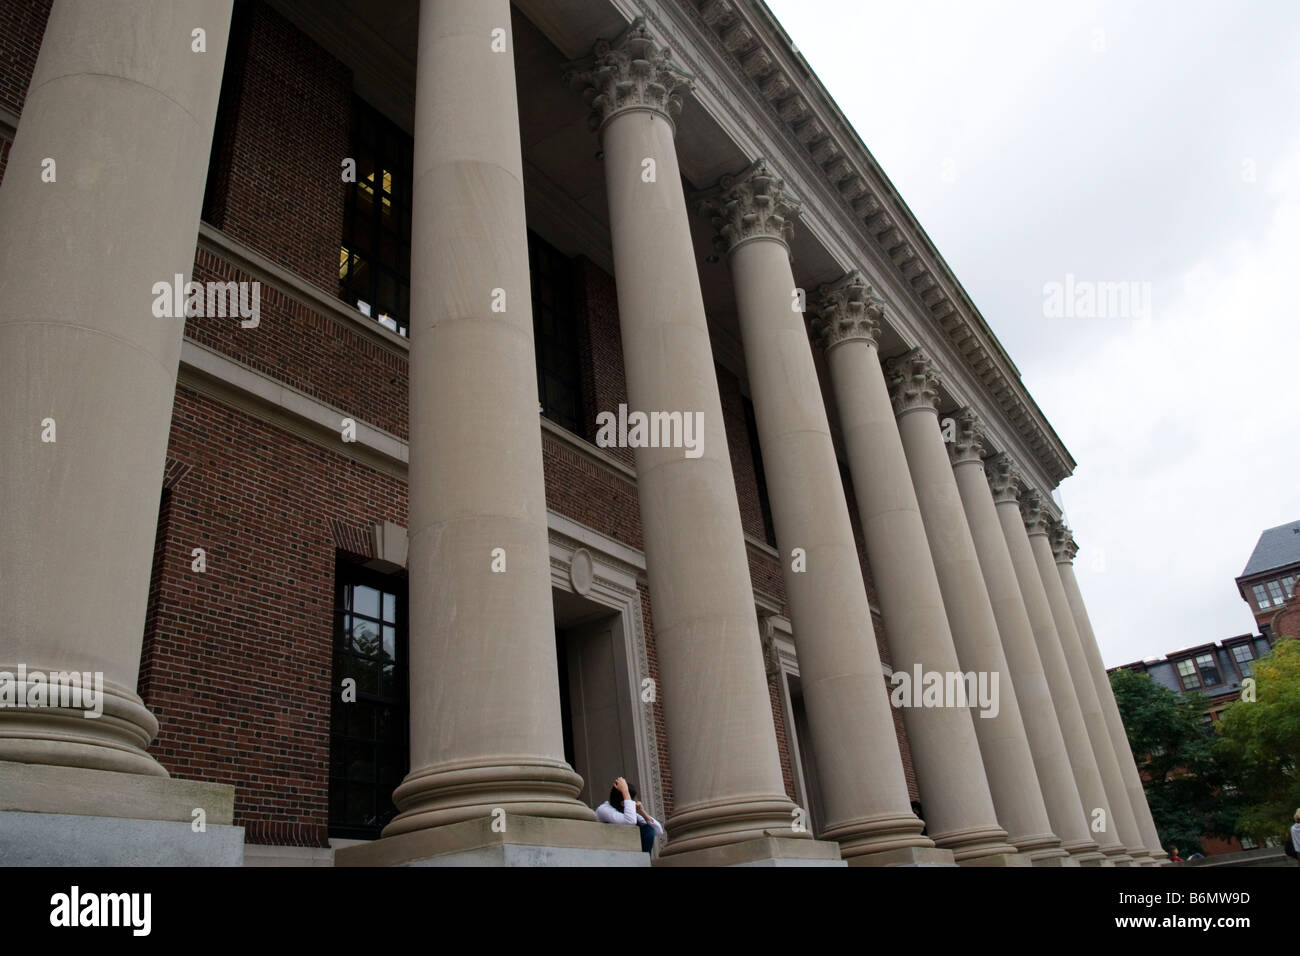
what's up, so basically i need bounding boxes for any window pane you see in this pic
[353,585,380,620]
[383,593,396,624]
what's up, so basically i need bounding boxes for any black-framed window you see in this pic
[1195,652,1221,688]
[329,559,408,840]
[340,97,412,337]
[528,230,583,436]
[1232,643,1254,677]
[742,396,777,548]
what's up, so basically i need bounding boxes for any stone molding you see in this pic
[985,452,1023,504]
[564,16,694,135]
[1051,524,1080,565]
[1020,490,1052,537]
[948,407,986,465]
[810,271,884,350]
[886,348,942,417]
[694,157,801,257]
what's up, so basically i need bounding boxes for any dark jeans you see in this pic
[637,822,656,854]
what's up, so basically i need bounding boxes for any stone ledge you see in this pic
[0,811,244,866]
[655,835,845,867]
[0,760,235,825]
[334,814,646,867]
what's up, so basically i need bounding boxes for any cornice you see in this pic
[663,0,1076,487]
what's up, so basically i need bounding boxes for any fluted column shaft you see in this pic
[569,23,803,857]
[812,275,1017,864]
[389,0,592,835]
[696,165,933,863]
[890,359,1065,864]
[1023,496,1147,863]
[988,458,1128,863]
[0,0,232,775]
[1055,537,1168,864]
[949,418,1101,864]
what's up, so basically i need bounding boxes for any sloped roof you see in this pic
[1240,519,1300,577]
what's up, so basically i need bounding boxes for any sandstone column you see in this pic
[1022,491,1149,864]
[987,455,1129,863]
[889,353,1067,865]
[695,162,942,865]
[567,21,827,862]
[1053,528,1168,865]
[0,0,232,776]
[949,413,1103,865]
[387,0,593,835]
[811,274,1019,865]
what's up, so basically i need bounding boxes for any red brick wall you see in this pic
[0,0,52,186]
[188,246,409,439]
[139,386,408,847]
[202,1,351,296]
[0,0,49,116]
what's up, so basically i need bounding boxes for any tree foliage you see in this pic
[1109,667,1233,855]
[1214,638,1300,844]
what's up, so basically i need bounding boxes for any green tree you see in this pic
[1109,667,1233,855]
[1215,638,1300,844]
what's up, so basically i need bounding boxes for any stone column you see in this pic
[567,21,833,864]
[0,0,232,777]
[987,455,1129,864]
[385,0,594,837]
[949,413,1103,865]
[1022,491,1149,864]
[889,353,1066,865]
[811,274,1019,865]
[694,162,942,865]
[1053,528,1168,865]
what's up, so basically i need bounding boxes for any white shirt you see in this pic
[595,799,664,836]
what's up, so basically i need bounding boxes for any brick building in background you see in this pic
[0,0,1166,866]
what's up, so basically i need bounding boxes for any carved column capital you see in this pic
[1051,524,1080,565]
[1020,490,1052,537]
[694,158,801,256]
[985,452,1023,504]
[564,17,694,135]
[947,406,986,465]
[809,271,885,350]
[886,348,941,417]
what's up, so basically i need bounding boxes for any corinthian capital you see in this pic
[1051,524,1079,565]
[886,348,941,416]
[985,452,1023,504]
[948,407,985,465]
[694,158,801,256]
[564,17,694,134]
[1020,490,1052,537]
[809,271,885,350]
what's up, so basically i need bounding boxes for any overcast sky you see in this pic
[765,0,1300,666]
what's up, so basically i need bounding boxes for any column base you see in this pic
[0,760,241,866]
[846,845,958,867]
[1061,839,1110,866]
[1013,832,1072,866]
[653,835,845,867]
[335,813,649,867]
